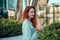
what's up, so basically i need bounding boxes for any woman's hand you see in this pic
[36,27,40,32]
[36,24,44,32]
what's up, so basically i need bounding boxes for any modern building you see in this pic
[0,0,8,18]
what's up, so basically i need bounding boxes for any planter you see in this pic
[38,23,60,40]
[0,19,22,38]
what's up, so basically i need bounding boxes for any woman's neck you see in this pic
[26,18,32,24]
[27,18,31,21]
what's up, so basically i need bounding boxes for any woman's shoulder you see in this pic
[22,19,31,29]
[23,19,29,25]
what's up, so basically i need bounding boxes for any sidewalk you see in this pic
[0,35,22,40]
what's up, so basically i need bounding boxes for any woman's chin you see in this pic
[31,16,34,18]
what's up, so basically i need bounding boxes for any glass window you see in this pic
[8,0,18,10]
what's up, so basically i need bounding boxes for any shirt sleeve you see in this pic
[30,27,40,40]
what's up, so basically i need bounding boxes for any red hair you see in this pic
[22,6,37,28]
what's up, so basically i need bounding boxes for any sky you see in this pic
[48,0,60,5]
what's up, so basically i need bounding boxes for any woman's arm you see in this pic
[22,22,31,40]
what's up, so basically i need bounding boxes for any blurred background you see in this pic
[0,0,60,25]
[0,0,60,40]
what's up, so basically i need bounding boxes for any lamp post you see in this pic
[46,6,49,25]
[52,3,55,23]
[52,3,60,23]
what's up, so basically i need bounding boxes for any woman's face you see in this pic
[28,8,35,19]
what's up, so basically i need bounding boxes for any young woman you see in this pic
[22,6,44,40]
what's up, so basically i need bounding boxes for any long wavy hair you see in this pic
[22,6,37,28]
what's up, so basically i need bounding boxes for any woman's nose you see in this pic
[32,13,34,15]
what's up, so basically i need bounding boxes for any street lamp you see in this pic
[52,3,55,23]
[46,6,49,25]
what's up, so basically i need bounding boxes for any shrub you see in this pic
[0,18,22,38]
[38,22,60,40]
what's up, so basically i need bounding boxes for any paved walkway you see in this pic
[0,35,23,40]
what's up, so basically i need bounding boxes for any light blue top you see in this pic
[22,19,40,40]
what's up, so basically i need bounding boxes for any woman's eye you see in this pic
[31,12,34,13]
[31,12,33,13]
